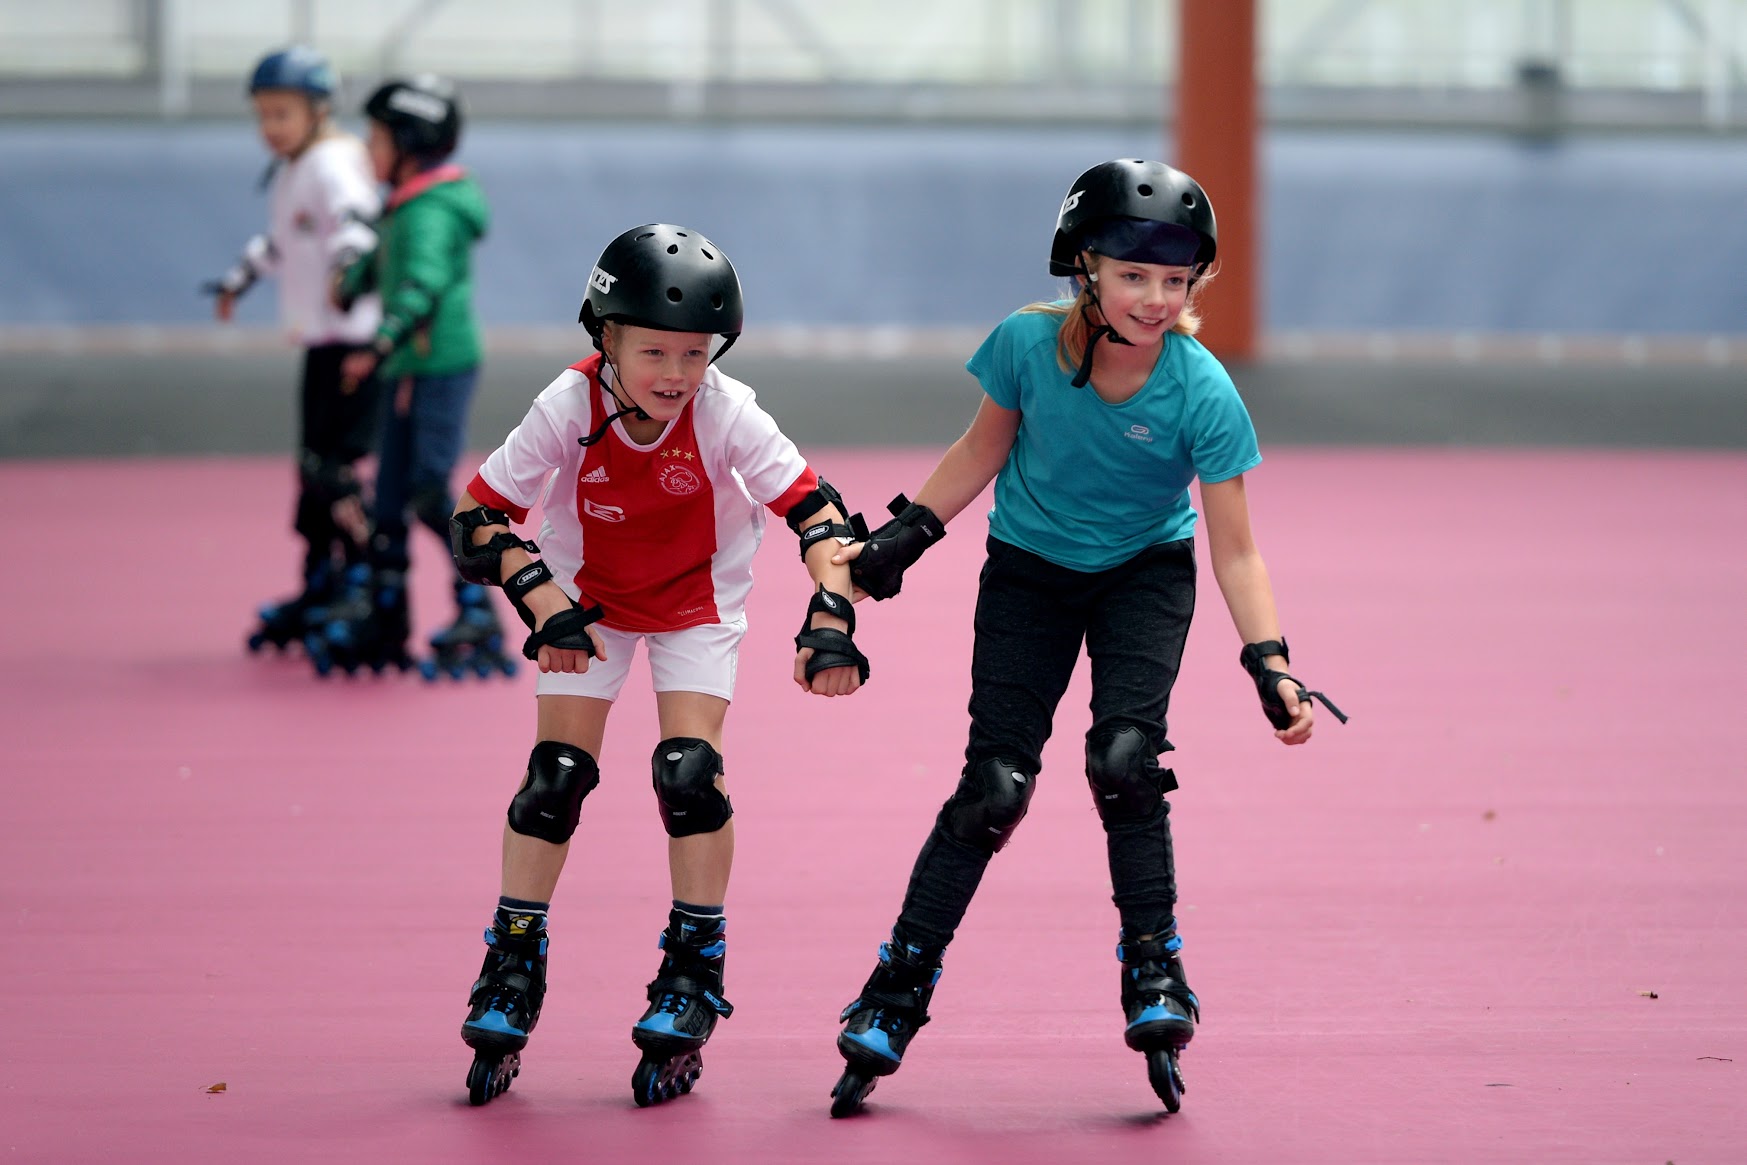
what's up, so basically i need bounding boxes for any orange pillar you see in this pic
[1177,0,1258,361]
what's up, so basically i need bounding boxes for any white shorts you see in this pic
[533,618,746,702]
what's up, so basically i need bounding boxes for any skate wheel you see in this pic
[246,632,266,653]
[418,660,439,682]
[466,1052,518,1106]
[632,1051,702,1108]
[1146,1048,1184,1113]
[829,1068,877,1118]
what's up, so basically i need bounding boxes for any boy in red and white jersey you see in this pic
[447,224,869,1108]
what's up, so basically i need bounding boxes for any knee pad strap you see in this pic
[653,738,732,838]
[1086,725,1176,826]
[506,741,600,843]
[942,757,1036,855]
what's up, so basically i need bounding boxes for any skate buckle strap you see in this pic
[647,973,734,1019]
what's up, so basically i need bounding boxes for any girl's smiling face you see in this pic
[603,324,713,423]
[1086,254,1193,347]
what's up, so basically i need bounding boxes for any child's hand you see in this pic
[792,599,864,697]
[793,645,862,696]
[828,541,872,603]
[531,619,605,675]
[527,588,604,674]
[340,349,379,394]
[1272,677,1314,745]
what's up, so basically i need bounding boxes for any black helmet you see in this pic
[578,224,744,362]
[249,47,336,99]
[1048,159,1217,277]
[363,75,461,160]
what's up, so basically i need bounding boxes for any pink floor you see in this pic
[3,448,1744,1164]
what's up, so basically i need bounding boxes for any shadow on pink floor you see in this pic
[2,448,1743,1163]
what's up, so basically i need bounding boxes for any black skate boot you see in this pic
[304,565,414,676]
[629,910,734,1107]
[246,562,335,653]
[830,933,944,1117]
[420,580,517,681]
[1117,920,1199,1112]
[460,924,549,1106]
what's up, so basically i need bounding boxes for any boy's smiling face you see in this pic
[604,324,713,425]
[252,90,321,159]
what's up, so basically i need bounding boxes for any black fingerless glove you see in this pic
[850,494,946,601]
[1239,639,1349,730]
[794,585,869,683]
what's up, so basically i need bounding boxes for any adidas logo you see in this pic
[579,466,609,484]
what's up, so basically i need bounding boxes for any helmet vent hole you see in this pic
[702,248,714,260]
[1137,184,1153,197]
[676,231,688,237]
[1182,192,1197,208]
[636,232,655,241]
[666,243,679,255]
[710,294,723,309]
[667,287,684,303]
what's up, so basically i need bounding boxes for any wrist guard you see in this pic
[450,507,539,587]
[503,559,555,631]
[794,585,869,683]
[1239,639,1349,730]
[522,601,606,661]
[786,478,869,560]
[850,494,946,601]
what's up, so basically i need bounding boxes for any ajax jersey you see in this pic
[468,354,818,633]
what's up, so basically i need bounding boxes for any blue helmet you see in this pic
[249,47,337,99]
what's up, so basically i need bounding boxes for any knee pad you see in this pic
[506,741,600,843]
[1086,725,1176,826]
[941,757,1036,855]
[411,484,452,538]
[652,738,733,838]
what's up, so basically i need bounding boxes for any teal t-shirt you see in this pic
[966,307,1262,572]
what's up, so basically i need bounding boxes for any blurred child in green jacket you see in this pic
[310,75,507,679]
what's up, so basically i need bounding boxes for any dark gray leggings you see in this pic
[893,535,1197,952]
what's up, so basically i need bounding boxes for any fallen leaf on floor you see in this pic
[1637,990,1659,999]
[205,1082,226,1093]
[1482,809,1496,821]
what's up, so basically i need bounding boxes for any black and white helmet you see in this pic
[578,224,744,362]
[363,75,462,161]
[1049,159,1217,277]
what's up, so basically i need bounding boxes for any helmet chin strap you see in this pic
[577,354,652,448]
[1070,262,1133,389]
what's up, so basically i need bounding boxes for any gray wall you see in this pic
[4,121,1746,333]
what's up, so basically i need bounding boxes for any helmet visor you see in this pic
[1079,217,1203,267]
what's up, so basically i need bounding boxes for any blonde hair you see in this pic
[1020,252,1212,375]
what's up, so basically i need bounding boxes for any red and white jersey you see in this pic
[468,354,819,634]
